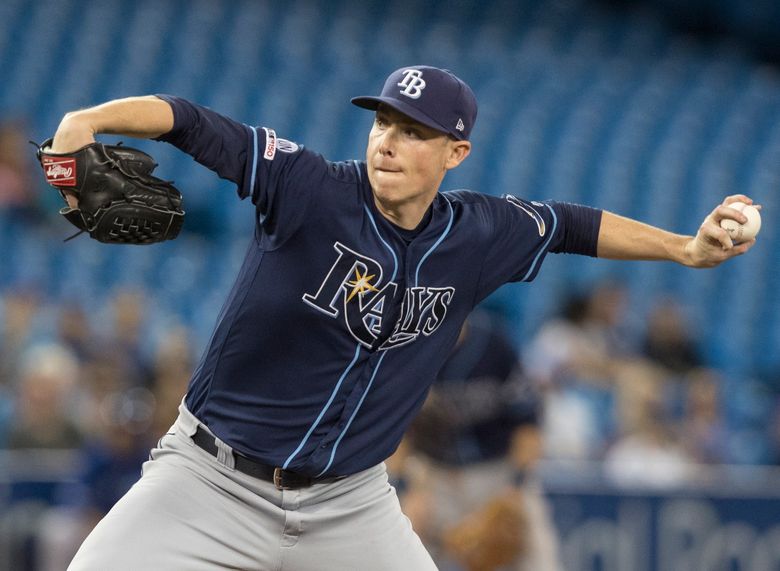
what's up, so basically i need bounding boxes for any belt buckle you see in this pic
[274,467,291,490]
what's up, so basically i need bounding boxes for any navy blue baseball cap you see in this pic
[351,65,478,141]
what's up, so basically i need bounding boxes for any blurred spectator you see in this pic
[0,291,41,445]
[642,299,702,376]
[680,369,729,464]
[640,300,730,465]
[149,325,193,437]
[390,310,561,571]
[527,284,731,482]
[524,281,636,386]
[102,289,154,389]
[152,324,194,382]
[0,291,40,389]
[72,358,126,437]
[6,343,83,450]
[524,283,633,461]
[583,281,634,357]
[0,120,41,221]
[56,305,99,366]
[524,283,718,469]
[604,396,698,489]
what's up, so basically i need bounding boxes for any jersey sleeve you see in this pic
[154,95,254,189]
[474,196,602,302]
[154,95,326,240]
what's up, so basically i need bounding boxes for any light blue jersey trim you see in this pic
[414,195,454,286]
[249,127,259,196]
[521,204,558,282]
[317,351,388,477]
[355,161,399,282]
[282,344,362,469]
[363,205,398,281]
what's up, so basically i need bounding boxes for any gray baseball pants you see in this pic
[68,402,437,570]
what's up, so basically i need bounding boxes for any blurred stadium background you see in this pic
[1,0,779,569]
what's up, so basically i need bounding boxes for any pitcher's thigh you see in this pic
[68,459,282,571]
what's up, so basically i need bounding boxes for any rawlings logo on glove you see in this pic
[43,159,77,185]
[35,139,184,244]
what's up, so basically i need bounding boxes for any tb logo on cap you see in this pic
[398,69,426,99]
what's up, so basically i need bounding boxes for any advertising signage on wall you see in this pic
[544,466,780,571]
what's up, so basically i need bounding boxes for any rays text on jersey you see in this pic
[302,242,454,350]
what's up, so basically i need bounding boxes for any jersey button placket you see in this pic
[309,366,373,472]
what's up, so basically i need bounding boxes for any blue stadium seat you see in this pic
[1,0,778,381]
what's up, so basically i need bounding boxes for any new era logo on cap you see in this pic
[351,65,478,140]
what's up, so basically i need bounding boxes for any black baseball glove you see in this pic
[36,139,184,244]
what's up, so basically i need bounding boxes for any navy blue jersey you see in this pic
[155,95,601,477]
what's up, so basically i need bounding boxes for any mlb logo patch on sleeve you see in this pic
[263,128,277,161]
[43,157,77,186]
[261,128,299,160]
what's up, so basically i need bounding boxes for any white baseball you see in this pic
[720,201,761,242]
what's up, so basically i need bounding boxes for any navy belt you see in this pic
[191,426,342,490]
